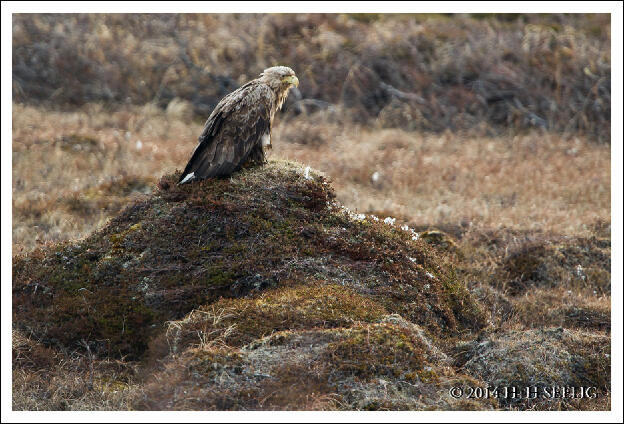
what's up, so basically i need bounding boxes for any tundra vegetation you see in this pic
[12,13,610,410]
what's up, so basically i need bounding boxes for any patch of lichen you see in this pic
[13,160,484,362]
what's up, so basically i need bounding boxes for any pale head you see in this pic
[260,66,299,92]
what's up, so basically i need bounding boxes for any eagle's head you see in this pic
[260,66,299,92]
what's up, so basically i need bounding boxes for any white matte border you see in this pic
[2,2,622,423]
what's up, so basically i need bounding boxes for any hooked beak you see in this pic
[282,75,299,87]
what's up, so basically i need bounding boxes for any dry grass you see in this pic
[11,103,194,252]
[276,116,610,236]
[12,103,610,253]
[12,330,142,411]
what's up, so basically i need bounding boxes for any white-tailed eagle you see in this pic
[178,66,299,184]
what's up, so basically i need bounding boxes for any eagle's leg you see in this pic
[242,144,267,169]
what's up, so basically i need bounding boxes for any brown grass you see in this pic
[11,103,193,252]
[276,116,610,236]
[12,103,610,253]
[12,330,142,410]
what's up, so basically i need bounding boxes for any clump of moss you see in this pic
[419,229,460,254]
[158,284,388,355]
[324,323,435,383]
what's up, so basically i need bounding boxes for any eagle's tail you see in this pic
[178,139,239,184]
[178,143,202,184]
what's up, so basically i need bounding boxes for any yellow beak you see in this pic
[283,75,299,87]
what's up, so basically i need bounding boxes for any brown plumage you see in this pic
[178,66,299,184]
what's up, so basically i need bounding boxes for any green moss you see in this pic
[165,284,388,351]
[109,222,143,251]
[324,323,435,383]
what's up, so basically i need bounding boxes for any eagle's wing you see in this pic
[178,82,274,183]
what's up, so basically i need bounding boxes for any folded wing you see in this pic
[178,82,274,183]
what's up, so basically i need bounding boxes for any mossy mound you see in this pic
[494,236,610,295]
[13,161,486,361]
[418,230,460,255]
[154,284,388,356]
[454,327,610,409]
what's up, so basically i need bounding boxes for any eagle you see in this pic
[178,66,299,184]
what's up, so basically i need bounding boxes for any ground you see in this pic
[12,160,610,411]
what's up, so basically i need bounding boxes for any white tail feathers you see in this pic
[179,172,195,184]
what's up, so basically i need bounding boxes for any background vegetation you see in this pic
[13,13,611,141]
[12,13,611,411]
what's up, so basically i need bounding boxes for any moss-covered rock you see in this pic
[13,161,485,361]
